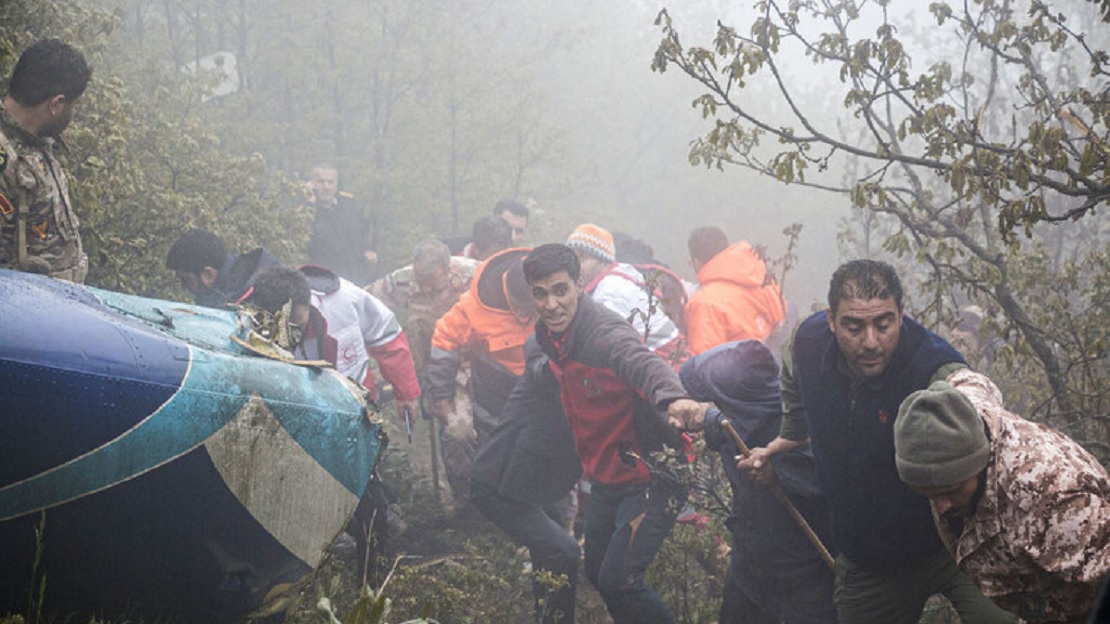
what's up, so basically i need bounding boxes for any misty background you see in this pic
[6,0,1107,413]
[70,0,844,308]
[1,1,1107,620]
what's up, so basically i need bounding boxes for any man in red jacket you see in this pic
[523,243,704,624]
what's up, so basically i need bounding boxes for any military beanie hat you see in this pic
[894,381,990,488]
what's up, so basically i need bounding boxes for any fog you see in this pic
[87,0,857,308]
[84,0,1108,310]
[4,1,1109,620]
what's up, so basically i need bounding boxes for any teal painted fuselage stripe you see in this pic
[89,285,380,491]
[0,345,376,522]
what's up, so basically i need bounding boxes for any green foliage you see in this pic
[67,67,305,296]
[655,0,1109,235]
[0,0,306,297]
[654,0,1110,463]
[385,538,535,623]
[315,584,437,624]
[3,0,585,295]
[651,522,727,623]
[82,0,575,271]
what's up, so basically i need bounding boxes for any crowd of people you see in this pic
[3,39,1110,624]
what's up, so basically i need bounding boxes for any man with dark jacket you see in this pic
[165,228,282,308]
[738,260,1014,624]
[443,199,527,256]
[302,164,378,285]
[470,337,581,624]
[522,243,703,624]
[680,340,836,624]
[454,215,513,262]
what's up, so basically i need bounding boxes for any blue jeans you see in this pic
[584,479,686,624]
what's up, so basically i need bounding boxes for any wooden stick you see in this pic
[722,421,836,571]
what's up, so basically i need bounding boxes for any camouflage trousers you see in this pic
[50,252,88,284]
[437,365,524,503]
[438,372,477,500]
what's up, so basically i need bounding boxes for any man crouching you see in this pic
[894,369,1110,623]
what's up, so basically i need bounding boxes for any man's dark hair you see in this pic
[524,243,580,284]
[7,39,92,107]
[688,226,729,265]
[250,267,311,313]
[613,231,655,264]
[472,215,512,251]
[827,259,904,314]
[493,198,528,219]
[166,229,229,275]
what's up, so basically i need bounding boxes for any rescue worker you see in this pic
[895,371,1110,623]
[425,247,536,490]
[565,223,685,363]
[470,337,581,624]
[680,340,837,624]
[0,39,93,282]
[523,243,704,624]
[457,215,512,262]
[249,265,418,411]
[468,228,692,621]
[247,265,420,583]
[495,198,529,246]
[444,199,528,255]
[684,226,787,354]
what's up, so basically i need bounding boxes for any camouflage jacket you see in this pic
[366,256,478,369]
[943,369,1110,623]
[0,108,83,279]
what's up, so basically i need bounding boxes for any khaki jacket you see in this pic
[943,369,1110,622]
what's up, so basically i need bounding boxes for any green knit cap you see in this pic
[894,381,989,488]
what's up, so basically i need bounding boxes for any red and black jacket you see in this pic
[535,294,688,486]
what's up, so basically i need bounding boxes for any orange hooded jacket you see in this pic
[684,241,787,355]
[426,248,535,402]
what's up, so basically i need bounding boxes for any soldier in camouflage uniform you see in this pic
[895,369,1110,624]
[367,239,478,499]
[0,40,92,283]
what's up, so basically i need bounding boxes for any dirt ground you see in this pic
[277,403,963,624]
[279,407,612,624]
